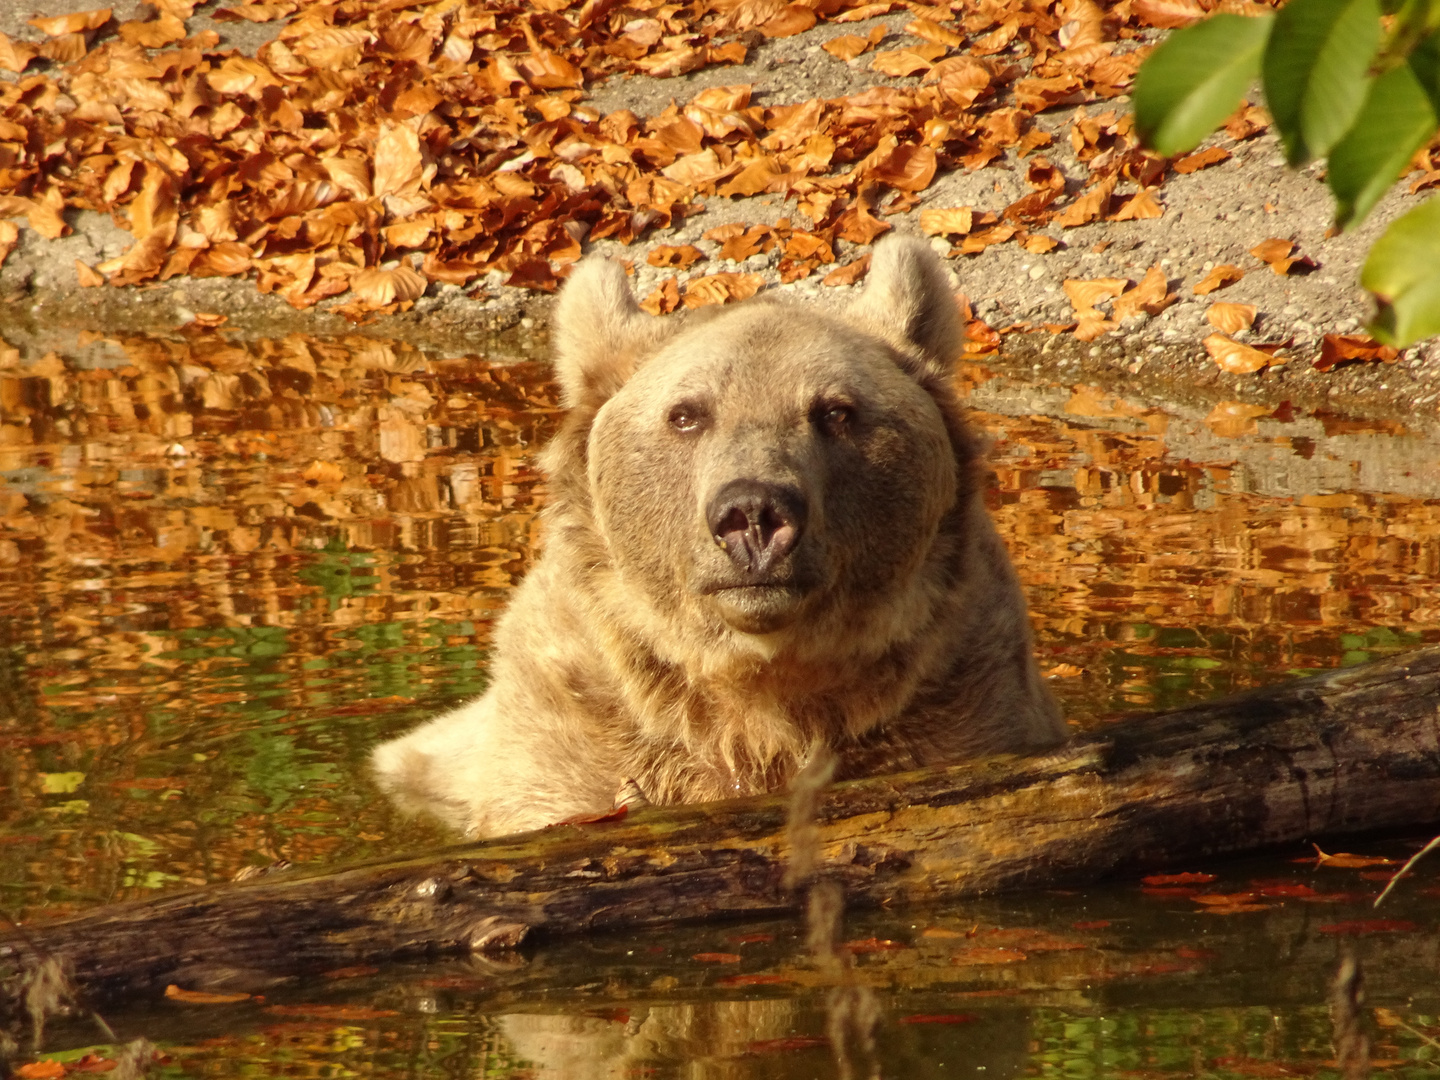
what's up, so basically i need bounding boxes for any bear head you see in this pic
[543,235,983,680]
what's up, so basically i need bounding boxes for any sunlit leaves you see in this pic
[1264,0,1382,164]
[1361,196,1440,343]
[1133,13,1273,156]
[1134,0,1440,342]
[1329,61,1438,225]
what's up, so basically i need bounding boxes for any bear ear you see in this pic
[552,256,668,409]
[849,235,964,379]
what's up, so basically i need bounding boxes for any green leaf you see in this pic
[1263,0,1383,163]
[1361,195,1440,344]
[1133,14,1274,156]
[1329,61,1438,226]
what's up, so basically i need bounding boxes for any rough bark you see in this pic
[4,645,1440,1012]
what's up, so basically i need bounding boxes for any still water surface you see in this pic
[2,331,1439,1077]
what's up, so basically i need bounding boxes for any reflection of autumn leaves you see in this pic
[973,392,1440,716]
[0,336,559,641]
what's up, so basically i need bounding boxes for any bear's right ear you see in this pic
[552,257,667,409]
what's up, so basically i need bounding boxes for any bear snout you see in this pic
[705,478,807,578]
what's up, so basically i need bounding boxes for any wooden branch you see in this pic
[4,645,1440,1013]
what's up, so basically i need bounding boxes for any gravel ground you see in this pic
[1,4,1437,425]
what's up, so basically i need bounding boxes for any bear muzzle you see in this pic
[701,478,811,634]
[706,478,806,577]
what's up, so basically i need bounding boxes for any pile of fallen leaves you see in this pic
[0,0,1410,369]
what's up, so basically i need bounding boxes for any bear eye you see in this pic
[668,402,709,434]
[814,402,854,437]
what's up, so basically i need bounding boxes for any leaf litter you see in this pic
[0,0,1340,369]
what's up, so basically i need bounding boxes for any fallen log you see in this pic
[4,645,1440,1013]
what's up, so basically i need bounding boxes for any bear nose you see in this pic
[706,479,807,576]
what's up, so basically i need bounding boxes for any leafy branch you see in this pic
[1133,0,1440,345]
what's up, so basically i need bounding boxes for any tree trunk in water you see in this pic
[4,645,1440,1012]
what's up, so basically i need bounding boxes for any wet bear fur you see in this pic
[371,235,1066,837]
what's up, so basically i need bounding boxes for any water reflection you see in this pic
[4,330,1440,1075]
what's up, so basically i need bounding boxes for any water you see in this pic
[3,331,1440,1076]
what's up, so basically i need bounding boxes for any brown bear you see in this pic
[371,235,1066,838]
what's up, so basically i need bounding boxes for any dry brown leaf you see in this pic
[1053,181,1114,227]
[1023,235,1059,253]
[0,32,38,73]
[40,33,87,62]
[717,157,785,197]
[647,244,706,269]
[0,220,16,268]
[867,143,936,192]
[760,4,817,37]
[822,33,873,60]
[906,17,964,47]
[1112,266,1173,321]
[1207,302,1257,334]
[1173,146,1231,174]
[1193,264,1245,295]
[640,277,681,315]
[1072,315,1114,341]
[1225,102,1269,140]
[957,223,1016,254]
[870,49,935,77]
[118,13,186,46]
[1205,333,1282,374]
[165,984,252,1004]
[322,157,372,200]
[75,260,104,287]
[1063,276,1127,317]
[1132,0,1206,26]
[920,207,973,236]
[833,1,899,20]
[29,8,111,35]
[1250,237,1315,275]
[823,254,871,286]
[1109,189,1163,221]
[1046,663,1084,678]
[373,122,426,199]
[351,264,427,306]
[1314,334,1399,372]
[682,271,765,308]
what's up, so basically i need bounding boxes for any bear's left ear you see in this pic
[848,235,964,380]
[552,257,669,409]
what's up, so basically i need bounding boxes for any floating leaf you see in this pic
[165,984,253,1004]
[899,1014,979,1024]
[1142,871,1216,885]
[952,947,1027,964]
